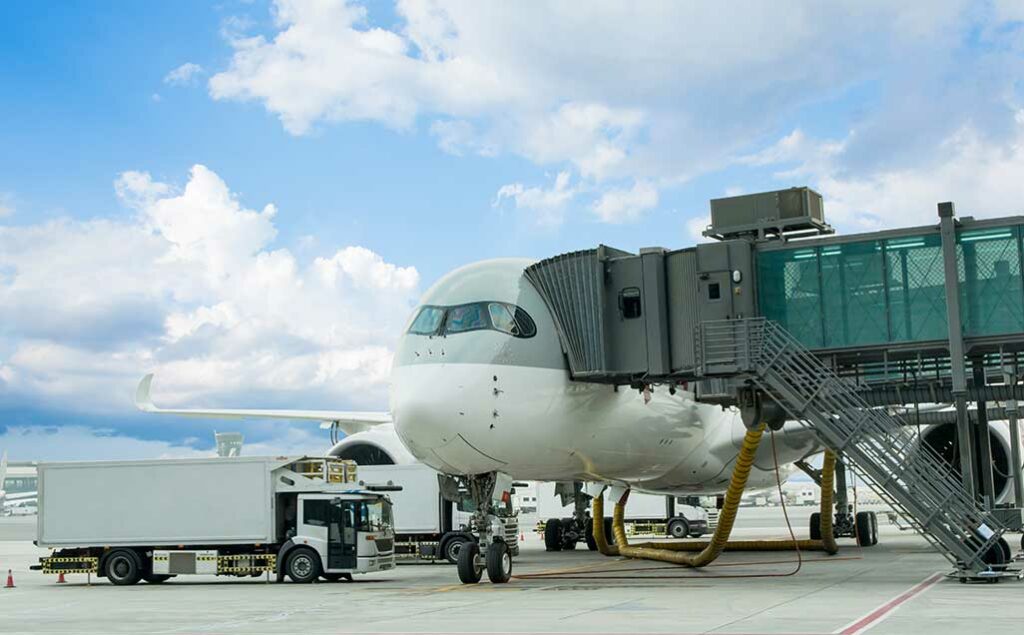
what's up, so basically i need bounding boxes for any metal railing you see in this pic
[696,318,1008,576]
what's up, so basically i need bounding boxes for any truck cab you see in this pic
[293,493,394,577]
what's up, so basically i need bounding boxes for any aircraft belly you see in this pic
[392,363,745,486]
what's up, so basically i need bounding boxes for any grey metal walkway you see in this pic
[696,318,1011,578]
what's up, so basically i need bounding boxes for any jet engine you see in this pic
[919,422,1016,503]
[327,423,417,465]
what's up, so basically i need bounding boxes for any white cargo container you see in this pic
[33,456,396,586]
[357,464,519,564]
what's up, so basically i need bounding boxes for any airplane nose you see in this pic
[391,365,464,454]
[390,363,510,475]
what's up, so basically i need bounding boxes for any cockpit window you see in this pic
[409,306,446,335]
[487,303,518,335]
[446,304,488,333]
[407,302,536,339]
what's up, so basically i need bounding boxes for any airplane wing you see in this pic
[135,374,391,435]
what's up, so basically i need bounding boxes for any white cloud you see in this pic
[493,171,576,227]
[591,180,658,224]
[0,165,419,414]
[753,110,1024,230]
[204,1,1024,221]
[164,62,205,86]
[0,194,13,217]
[686,215,711,242]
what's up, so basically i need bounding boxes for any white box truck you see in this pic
[32,456,396,585]
[357,464,520,564]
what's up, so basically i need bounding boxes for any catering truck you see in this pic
[32,456,396,585]
[358,464,520,564]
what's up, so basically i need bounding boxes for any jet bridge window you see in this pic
[619,287,642,319]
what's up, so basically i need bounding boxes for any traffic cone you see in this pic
[520,532,525,542]
[4,569,14,589]
[57,572,67,584]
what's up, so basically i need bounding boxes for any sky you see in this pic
[2,1,1024,460]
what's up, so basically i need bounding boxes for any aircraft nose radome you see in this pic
[391,373,461,452]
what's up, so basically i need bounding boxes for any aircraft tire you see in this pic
[485,542,512,584]
[855,512,875,547]
[544,519,563,551]
[809,512,822,540]
[457,541,483,584]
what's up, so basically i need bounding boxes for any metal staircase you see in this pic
[696,318,1011,578]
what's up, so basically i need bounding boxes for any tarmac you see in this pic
[1,506,1022,634]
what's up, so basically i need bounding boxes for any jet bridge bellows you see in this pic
[524,187,1024,579]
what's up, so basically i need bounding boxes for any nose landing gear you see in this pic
[453,471,515,584]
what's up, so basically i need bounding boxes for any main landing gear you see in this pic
[544,481,594,552]
[456,472,514,585]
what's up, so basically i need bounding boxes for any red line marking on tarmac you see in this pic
[834,571,943,635]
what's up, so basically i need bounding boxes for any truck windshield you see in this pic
[361,500,393,533]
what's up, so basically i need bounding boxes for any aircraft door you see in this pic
[328,499,358,570]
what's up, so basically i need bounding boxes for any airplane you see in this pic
[0,451,38,515]
[137,258,824,583]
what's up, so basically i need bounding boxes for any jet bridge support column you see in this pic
[939,201,977,501]
[972,359,998,510]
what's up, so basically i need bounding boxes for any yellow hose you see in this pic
[592,425,839,567]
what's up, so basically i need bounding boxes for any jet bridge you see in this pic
[524,187,1024,580]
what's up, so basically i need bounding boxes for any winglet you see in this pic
[135,374,157,412]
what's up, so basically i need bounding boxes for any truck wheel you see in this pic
[809,512,822,540]
[869,512,879,545]
[441,534,469,565]
[457,541,483,584]
[544,518,563,551]
[142,573,171,584]
[486,542,512,584]
[105,550,142,586]
[286,548,322,583]
[667,517,690,539]
[322,572,352,582]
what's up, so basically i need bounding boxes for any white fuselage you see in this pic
[384,259,818,496]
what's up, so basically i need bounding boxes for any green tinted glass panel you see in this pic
[757,248,824,348]
[820,241,888,347]
[957,227,1024,336]
[885,234,947,342]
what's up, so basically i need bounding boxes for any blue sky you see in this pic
[2,1,1024,459]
